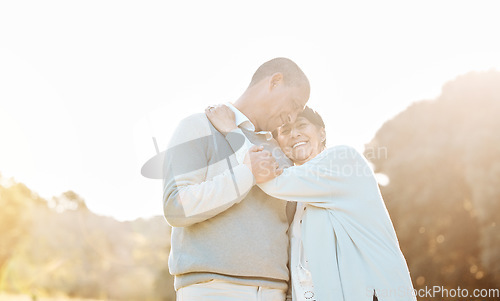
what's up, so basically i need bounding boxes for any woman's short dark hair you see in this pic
[298,106,325,129]
[273,106,326,147]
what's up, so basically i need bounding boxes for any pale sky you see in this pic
[1,0,499,221]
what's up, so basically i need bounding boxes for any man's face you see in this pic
[261,84,309,132]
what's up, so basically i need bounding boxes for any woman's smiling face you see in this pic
[276,116,326,165]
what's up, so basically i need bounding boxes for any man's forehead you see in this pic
[298,97,307,108]
[294,87,309,106]
[294,98,307,111]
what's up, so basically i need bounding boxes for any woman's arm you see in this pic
[258,146,372,209]
[205,104,281,183]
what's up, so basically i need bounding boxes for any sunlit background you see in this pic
[1,0,500,300]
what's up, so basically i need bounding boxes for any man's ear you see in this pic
[269,72,283,90]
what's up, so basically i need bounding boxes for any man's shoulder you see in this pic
[167,112,214,147]
[175,113,213,133]
[178,112,209,126]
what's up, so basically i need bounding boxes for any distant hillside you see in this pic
[0,178,174,301]
[366,70,500,294]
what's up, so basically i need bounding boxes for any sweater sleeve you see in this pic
[258,146,371,209]
[162,115,255,227]
[225,128,255,164]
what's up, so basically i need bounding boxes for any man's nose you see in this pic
[287,114,296,124]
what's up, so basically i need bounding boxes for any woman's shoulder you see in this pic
[306,145,370,169]
[321,145,363,160]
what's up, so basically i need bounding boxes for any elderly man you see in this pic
[163,57,310,301]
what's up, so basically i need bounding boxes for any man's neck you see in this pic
[233,96,261,132]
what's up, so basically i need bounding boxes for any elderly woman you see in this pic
[205,105,416,301]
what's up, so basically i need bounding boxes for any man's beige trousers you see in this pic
[176,279,286,301]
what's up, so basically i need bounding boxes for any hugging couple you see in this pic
[162,58,417,301]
